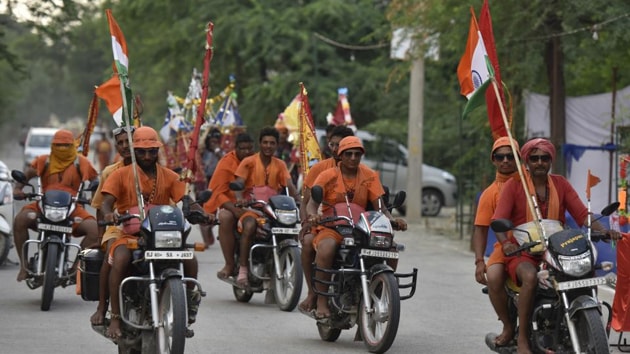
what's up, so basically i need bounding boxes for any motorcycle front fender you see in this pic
[42,234,64,248]
[568,294,600,319]
[0,216,10,235]
[369,262,395,279]
[278,238,299,249]
[159,267,183,281]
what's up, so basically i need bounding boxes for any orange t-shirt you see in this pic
[102,164,185,212]
[304,158,337,189]
[235,153,290,191]
[474,171,518,227]
[203,151,241,214]
[91,160,125,209]
[313,164,384,213]
[31,155,98,194]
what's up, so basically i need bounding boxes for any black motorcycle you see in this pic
[86,193,211,354]
[12,169,96,311]
[303,186,417,354]
[219,182,303,312]
[486,202,620,354]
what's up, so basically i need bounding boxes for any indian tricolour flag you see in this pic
[106,9,129,75]
[457,7,494,118]
[95,76,124,126]
[104,9,132,127]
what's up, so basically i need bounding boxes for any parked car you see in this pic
[315,128,457,216]
[21,127,59,168]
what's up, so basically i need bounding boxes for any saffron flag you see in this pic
[457,7,493,120]
[298,83,322,179]
[95,76,124,126]
[479,0,508,139]
[330,88,356,130]
[586,169,601,200]
[105,9,132,127]
[612,237,630,332]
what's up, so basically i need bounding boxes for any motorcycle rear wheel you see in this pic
[41,243,59,311]
[0,233,10,266]
[358,271,400,354]
[274,246,303,311]
[156,278,187,354]
[575,308,609,354]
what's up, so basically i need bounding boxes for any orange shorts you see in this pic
[237,210,261,233]
[23,202,95,234]
[101,226,123,248]
[486,242,505,267]
[312,226,343,249]
[504,238,539,285]
[107,235,138,265]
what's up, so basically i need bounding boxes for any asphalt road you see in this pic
[0,138,628,354]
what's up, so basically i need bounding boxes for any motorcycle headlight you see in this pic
[154,230,182,249]
[44,206,69,222]
[369,232,393,249]
[275,209,297,225]
[558,251,592,277]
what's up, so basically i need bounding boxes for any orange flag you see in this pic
[297,83,322,180]
[586,169,601,200]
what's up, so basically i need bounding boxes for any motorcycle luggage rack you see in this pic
[613,332,630,352]
[395,268,418,300]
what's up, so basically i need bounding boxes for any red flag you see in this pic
[586,169,601,200]
[478,0,508,140]
[298,83,322,179]
[612,237,630,331]
[76,93,100,156]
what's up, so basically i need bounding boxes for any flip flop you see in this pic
[485,333,516,353]
[216,270,231,280]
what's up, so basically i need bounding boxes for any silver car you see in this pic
[315,129,457,216]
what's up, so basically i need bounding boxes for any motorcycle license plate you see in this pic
[360,249,399,259]
[271,227,300,234]
[144,250,193,260]
[38,223,73,233]
[555,276,608,291]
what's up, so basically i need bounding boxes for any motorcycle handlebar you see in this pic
[97,213,139,226]
[505,241,540,257]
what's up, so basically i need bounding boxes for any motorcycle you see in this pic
[88,192,211,354]
[486,202,621,354]
[218,182,303,312]
[0,161,13,266]
[303,185,418,354]
[11,169,96,311]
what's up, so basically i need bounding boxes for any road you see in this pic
[0,139,628,353]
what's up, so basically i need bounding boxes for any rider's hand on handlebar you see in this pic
[13,187,25,201]
[501,240,518,256]
[391,218,407,231]
[307,214,322,225]
[103,212,118,225]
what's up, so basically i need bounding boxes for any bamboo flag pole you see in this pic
[490,78,545,237]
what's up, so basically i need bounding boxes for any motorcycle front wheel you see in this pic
[274,246,303,311]
[575,308,609,354]
[358,271,401,354]
[156,278,187,354]
[0,233,10,266]
[41,243,59,311]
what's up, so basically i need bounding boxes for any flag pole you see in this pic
[490,78,545,236]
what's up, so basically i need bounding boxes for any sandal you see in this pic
[236,266,249,287]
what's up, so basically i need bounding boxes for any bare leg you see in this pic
[91,239,113,325]
[237,217,256,286]
[217,210,235,278]
[515,262,537,354]
[13,208,36,281]
[486,263,513,345]
[106,246,131,339]
[299,232,316,312]
[314,238,337,318]
[76,219,100,249]
[199,224,214,248]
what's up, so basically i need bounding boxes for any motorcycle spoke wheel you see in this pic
[0,234,10,265]
[274,246,303,311]
[575,308,609,354]
[358,272,400,354]
[41,243,59,311]
[156,278,187,354]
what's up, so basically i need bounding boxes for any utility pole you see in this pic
[405,57,424,221]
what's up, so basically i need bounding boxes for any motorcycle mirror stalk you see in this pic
[591,202,620,224]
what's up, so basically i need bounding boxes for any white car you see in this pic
[22,127,59,168]
[315,129,457,216]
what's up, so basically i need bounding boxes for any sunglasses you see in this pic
[113,126,135,136]
[493,153,515,162]
[528,154,551,163]
[342,151,363,158]
[135,148,159,157]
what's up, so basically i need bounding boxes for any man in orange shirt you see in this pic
[305,136,407,319]
[298,125,354,313]
[232,126,298,287]
[203,133,255,280]
[100,126,211,339]
[471,137,519,347]
[89,126,134,326]
[13,129,99,282]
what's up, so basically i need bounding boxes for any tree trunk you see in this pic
[545,14,566,176]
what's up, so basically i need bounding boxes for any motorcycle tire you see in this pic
[358,271,401,354]
[156,278,187,354]
[41,243,59,311]
[317,322,342,342]
[0,233,10,266]
[575,308,609,354]
[273,246,303,312]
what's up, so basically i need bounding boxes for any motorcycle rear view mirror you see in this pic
[311,185,324,204]
[600,202,620,217]
[490,219,513,233]
[11,170,28,185]
[229,181,245,191]
[87,179,99,192]
[393,191,406,208]
[195,190,212,204]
